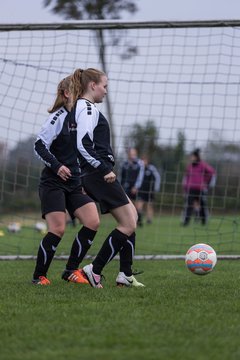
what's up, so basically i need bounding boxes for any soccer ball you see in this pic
[185,243,217,275]
[34,221,47,234]
[7,222,21,233]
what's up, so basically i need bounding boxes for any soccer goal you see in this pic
[0,20,240,259]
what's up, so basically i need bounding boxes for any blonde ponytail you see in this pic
[70,69,84,106]
[70,68,106,106]
[48,75,72,113]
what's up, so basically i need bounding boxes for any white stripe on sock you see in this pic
[106,236,114,263]
[76,235,82,258]
[40,240,47,265]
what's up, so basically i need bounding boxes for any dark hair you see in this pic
[191,148,201,161]
[70,68,106,105]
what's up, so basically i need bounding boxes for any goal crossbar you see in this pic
[1,19,240,32]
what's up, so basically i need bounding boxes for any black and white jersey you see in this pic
[34,106,80,178]
[69,99,115,176]
[120,159,144,191]
[139,164,161,193]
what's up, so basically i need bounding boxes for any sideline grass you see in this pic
[0,260,240,360]
[1,214,240,256]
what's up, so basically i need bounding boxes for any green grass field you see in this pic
[1,213,240,256]
[0,259,240,360]
[1,214,240,359]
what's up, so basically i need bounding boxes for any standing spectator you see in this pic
[182,148,216,226]
[120,148,144,202]
[135,155,161,225]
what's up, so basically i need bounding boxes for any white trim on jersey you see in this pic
[209,174,217,188]
[134,159,145,189]
[34,107,67,167]
[75,100,101,169]
[149,164,161,192]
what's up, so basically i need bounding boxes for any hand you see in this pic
[104,171,116,183]
[57,165,71,181]
[131,187,137,195]
[81,187,87,195]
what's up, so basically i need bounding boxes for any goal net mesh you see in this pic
[0,22,240,258]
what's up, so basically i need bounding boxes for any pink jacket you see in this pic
[183,161,216,192]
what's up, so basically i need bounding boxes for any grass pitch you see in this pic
[0,214,240,359]
[1,214,240,256]
[0,259,240,360]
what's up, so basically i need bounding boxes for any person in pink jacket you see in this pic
[182,149,216,226]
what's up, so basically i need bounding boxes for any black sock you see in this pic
[92,229,128,275]
[33,232,61,279]
[119,232,135,276]
[66,226,97,271]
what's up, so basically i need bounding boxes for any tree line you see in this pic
[0,122,240,213]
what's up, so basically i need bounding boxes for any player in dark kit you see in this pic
[120,147,144,225]
[120,148,144,201]
[32,76,100,285]
[135,155,161,225]
[69,68,144,288]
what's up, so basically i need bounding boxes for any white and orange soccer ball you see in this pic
[185,243,217,275]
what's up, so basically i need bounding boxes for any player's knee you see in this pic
[123,220,137,235]
[50,224,65,238]
[84,216,100,231]
[132,221,137,232]
[87,219,100,231]
[135,212,139,223]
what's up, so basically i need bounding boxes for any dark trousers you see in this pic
[183,189,208,225]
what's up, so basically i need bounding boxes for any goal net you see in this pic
[0,21,240,259]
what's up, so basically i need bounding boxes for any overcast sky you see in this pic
[1,0,240,156]
[0,0,240,23]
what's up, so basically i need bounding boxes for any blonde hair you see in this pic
[70,68,106,105]
[48,75,72,113]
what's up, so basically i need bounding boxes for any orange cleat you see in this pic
[62,269,89,284]
[32,276,51,285]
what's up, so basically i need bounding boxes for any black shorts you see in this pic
[82,173,129,214]
[187,188,202,201]
[124,188,137,201]
[186,189,207,205]
[39,180,94,219]
[137,191,155,202]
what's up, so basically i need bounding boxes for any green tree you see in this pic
[1,137,41,212]
[124,123,187,209]
[124,120,159,158]
[124,122,185,170]
[205,138,240,209]
[43,0,138,151]
[0,141,7,164]
[174,131,186,169]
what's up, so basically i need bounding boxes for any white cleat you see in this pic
[116,272,145,287]
[83,264,103,288]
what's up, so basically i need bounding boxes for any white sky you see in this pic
[0,0,240,23]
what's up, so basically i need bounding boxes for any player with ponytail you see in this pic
[68,68,145,288]
[32,75,100,285]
